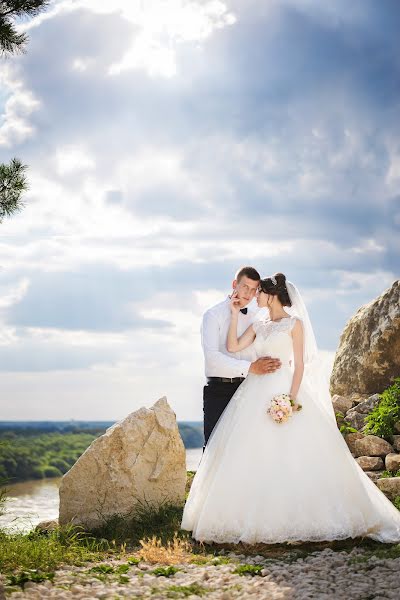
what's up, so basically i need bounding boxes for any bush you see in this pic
[42,466,62,478]
[0,478,8,518]
[48,458,70,474]
[364,378,400,440]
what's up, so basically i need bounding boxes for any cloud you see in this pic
[0,0,399,419]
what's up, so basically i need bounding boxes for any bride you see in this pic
[180,273,400,544]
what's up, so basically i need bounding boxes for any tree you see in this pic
[0,1,50,56]
[0,1,50,222]
[0,158,28,222]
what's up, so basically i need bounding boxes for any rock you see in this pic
[330,280,400,396]
[352,394,381,415]
[356,456,384,471]
[344,394,382,431]
[395,421,400,434]
[344,411,368,432]
[377,477,400,500]
[393,436,400,452]
[385,453,400,472]
[354,435,393,457]
[332,395,353,415]
[35,519,59,532]
[344,432,364,455]
[365,471,384,483]
[59,397,186,529]
[349,393,368,405]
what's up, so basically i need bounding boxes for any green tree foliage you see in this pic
[0,432,97,482]
[0,158,28,222]
[0,423,204,483]
[364,378,400,439]
[0,1,50,55]
[0,1,50,222]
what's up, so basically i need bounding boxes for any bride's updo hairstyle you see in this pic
[259,272,292,307]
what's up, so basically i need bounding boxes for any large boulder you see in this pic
[353,435,393,458]
[59,397,186,529]
[330,280,400,396]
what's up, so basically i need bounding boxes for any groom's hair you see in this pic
[235,266,260,282]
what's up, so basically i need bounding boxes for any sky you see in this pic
[0,0,399,421]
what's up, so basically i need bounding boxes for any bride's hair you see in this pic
[259,273,292,307]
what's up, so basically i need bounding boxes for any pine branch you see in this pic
[0,19,26,53]
[0,158,29,222]
[0,1,50,55]
[0,1,50,19]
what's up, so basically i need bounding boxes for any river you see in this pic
[0,447,203,533]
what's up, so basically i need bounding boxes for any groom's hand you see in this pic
[249,357,281,375]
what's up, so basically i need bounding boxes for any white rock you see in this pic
[59,397,186,528]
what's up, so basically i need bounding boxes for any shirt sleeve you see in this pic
[201,311,252,378]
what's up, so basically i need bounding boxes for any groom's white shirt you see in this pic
[201,297,261,378]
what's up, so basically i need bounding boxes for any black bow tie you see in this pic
[240,307,248,315]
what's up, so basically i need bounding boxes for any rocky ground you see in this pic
[4,543,400,600]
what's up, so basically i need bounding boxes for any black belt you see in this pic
[207,377,245,384]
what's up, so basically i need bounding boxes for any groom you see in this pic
[201,266,281,452]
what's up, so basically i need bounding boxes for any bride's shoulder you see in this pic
[289,315,304,332]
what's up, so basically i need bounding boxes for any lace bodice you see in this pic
[251,316,298,364]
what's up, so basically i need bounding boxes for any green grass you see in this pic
[233,563,263,576]
[88,498,186,546]
[0,525,113,589]
[162,582,210,597]
[151,565,181,577]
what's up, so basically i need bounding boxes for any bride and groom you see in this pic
[180,266,400,544]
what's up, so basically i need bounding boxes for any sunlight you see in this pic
[19,0,236,78]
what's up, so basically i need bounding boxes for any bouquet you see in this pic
[267,393,302,424]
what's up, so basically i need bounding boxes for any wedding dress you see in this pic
[180,315,400,544]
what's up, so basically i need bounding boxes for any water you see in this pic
[0,448,203,532]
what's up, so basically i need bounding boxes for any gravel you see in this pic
[4,546,400,599]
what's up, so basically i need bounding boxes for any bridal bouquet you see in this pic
[267,394,302,423]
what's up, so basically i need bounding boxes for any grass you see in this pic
[0,524,112,572]
[161,582,210,597]
[233,563,263,576]
[89,497,187,546]
[138,532,193,565]
[151,565,181,577]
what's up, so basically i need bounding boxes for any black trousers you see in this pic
[202,380,244,453]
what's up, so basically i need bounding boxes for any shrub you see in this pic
[364,378,400,439]
[48,458,70,473]
[42,466,62,478]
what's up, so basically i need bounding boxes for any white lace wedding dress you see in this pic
[181,316,400,544]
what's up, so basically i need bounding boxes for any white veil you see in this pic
[286,281,337,422]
